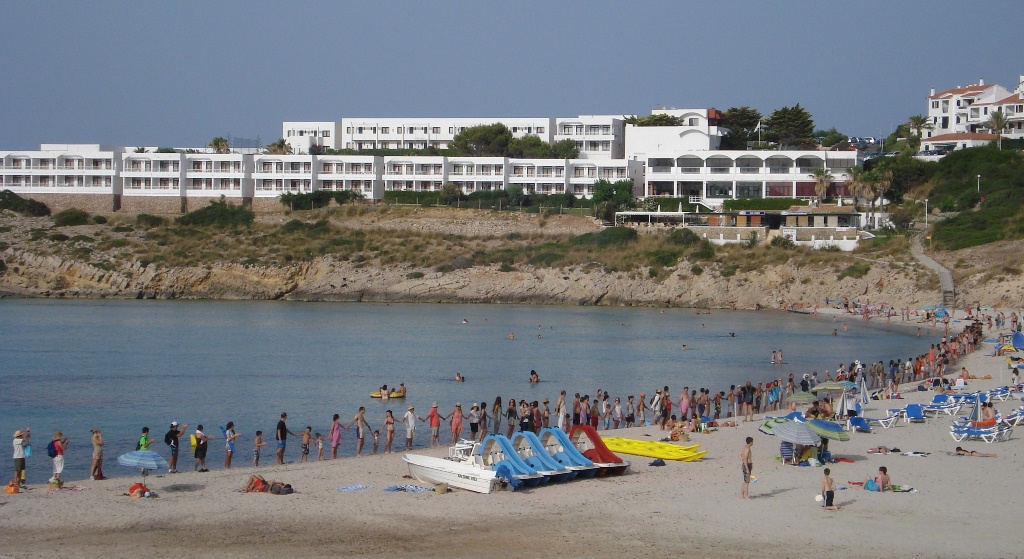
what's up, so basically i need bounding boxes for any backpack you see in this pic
[164,430,175,446]
[46,440,58,458]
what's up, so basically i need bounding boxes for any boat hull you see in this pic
[403,454,500,494]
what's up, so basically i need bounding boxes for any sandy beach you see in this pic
[2,325,1020,558]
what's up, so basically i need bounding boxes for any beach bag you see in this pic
[165,431,175,446]
[190,434,197,451]
[5,481,19,494]
[46,440,58,458]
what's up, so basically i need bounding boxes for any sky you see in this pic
[3,0,1023,150]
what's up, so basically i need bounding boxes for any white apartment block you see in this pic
[625,108,726,159]
[316,155,383,199]
[925,78,1014,138]
[641,150,856,205]
[1,145,122,194]
[339,117,554,150]
[282,121,339,154]
[553,115,625,159]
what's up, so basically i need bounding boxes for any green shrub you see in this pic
[723,198,808,211]
[837,263,870,280]
[69,235,94,243]
[528,252,563,266]
[569,227,637,247]
[689,240,715,260]
[384,191,441,206]
[406,271,425,279]
[113,225,134,232]
[53,208,90,227]
[770,235,795,249]
[90,261,114,271]
[136,214,166,228]
[641,250,680,267]
[92,215,108,224]
[176,199,253,228]
[0,258,6,274]
[499,262,515,272]
[720,264,740,277]
[690,264,703,275]
[47,233,70,242]
[0,190,51,217]
[29,229,48,241]
[667,228,700,247]
[110,239,129,248]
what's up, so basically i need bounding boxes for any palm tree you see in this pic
[809,167,834,204]
[906,115,934,137]
[209,137,230,154]
[844,165,864,207]
[264,139,292,155]
[985,109,1009,150]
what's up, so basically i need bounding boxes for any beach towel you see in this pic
[384,484,433,493]
[648,459,666,467]
[892,485,916,492]
[834,457,855,463]
[336,485,373,492]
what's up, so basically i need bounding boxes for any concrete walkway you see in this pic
[910,233,956,306]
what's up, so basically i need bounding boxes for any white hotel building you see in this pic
[1,144,122,195]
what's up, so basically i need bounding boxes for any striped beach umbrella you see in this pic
[806,419,850,442]
[117,450,169,483]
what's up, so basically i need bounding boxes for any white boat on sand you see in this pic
[402,453,510,494]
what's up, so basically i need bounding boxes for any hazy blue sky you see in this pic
[3,1,1023,149]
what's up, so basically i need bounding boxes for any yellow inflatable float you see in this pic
[600,437,706,461]
[370,391,404,399]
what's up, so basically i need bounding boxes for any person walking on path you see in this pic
[347,407,372,457]
[276,412,299,465]
[90,428,105,480]
[740,436,754,499]
[165,421,187,474]
[49,432,69,486]
[402,406,418,450]
[13,427,30,488]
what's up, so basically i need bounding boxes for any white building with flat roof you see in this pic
[1,145,122,195]
[641,150,856,205]
[339,117,554,151]
[553,115,625,159]
[282,121,339,154]
[925,79,1012,139]
[316,154,383,199]
[184,153,252,198]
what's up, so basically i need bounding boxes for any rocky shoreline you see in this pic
[1,246,943,309]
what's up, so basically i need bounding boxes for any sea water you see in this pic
[0,299,925,483]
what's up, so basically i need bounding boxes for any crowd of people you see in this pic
[10,313,994,488]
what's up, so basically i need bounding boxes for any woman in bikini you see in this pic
[505,399,517,437]
[383,410,396,454]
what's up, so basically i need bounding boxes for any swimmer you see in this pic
[454,373,465,382]
[529,370,540,383]
[701,324,705,329]
[832,329,838,336]
[507,332,515,340]
[462,319,468,324]
[729,332,736,337]
[681,344,687,351]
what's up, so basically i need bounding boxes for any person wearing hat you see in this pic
[425,403,442,448]
[164,421,187,474]
[50,431,69,485]
[401,405,418,450]
[12,426,30,488]
[90,428,106,480]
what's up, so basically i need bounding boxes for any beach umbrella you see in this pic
[117,450,168,483]
[766,420,821,446]
[858,376,870,405]
[787,391,817,403]
[812,381,847,393]
[758,418,789,436]
[805,419,850,442]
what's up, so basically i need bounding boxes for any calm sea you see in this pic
[1,299,925,483]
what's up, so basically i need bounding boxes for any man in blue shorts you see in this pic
[276,412,299,465]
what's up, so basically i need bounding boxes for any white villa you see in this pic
[923,74,1024,150]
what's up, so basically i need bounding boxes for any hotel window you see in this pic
[449,127,455,133]
[398,127,404,133]
[322,131,330,137]
[432,127,440,134]
[931,101,939,109]
[688,118,698,126]
[381,127,389,134]
[346,127,353,133]
[537,127,544,133]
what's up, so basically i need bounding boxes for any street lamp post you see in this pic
[925,198,929,229]
[977,174,981,194]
